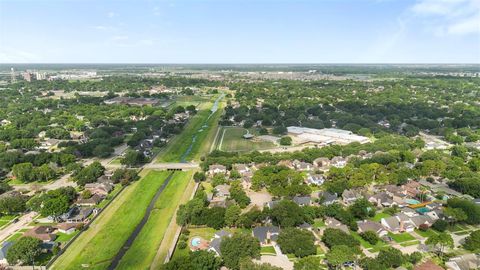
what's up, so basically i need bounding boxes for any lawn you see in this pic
[6,233,22,241]
[216,127,276,152]
[157,97,224,162]
[261,246,276,255]
[56,231,79,243]
[313,219,326,228]
[117,171,194,270]
[0,220,9,228]
[371,212,391,222]
[51,170,172,270]
[388,232,416,243]
[350,231,388,252]
[415,229,438,238]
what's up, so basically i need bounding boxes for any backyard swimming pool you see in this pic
[405,199,421,205]
[191,237,202,247]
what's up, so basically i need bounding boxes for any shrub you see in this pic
[178,241,187,249]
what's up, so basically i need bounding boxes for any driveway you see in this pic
[0,211,37,242]
[254,245,293,270]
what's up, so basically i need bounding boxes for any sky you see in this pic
[0,0,479,63]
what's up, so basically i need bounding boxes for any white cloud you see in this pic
[107,11,118,18]
[411,0,480,35]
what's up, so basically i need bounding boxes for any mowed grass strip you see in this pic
[116,171,193,270]
[52,170,171,270]
[157,99,224,162]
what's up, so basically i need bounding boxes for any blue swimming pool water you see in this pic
[405,199,421,204]
[191,237,201,247]
[416,207,430,214]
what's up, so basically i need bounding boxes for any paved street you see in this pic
[0,211,37,243]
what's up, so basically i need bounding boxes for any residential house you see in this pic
[446,253,480,270]
[24,226,57,242]
[56,223,79,234]
[313,157,331,169]
[410,215,435,228]
[342,189,362,205]
[318,191,338,205]
[414,260,444,270]
[331,156,347,168]
[252,226,280,246]
[0,241,12,265]
[76,194,104,206]
[306,174,324,186]
[404,180,422,198]
[325,217,349,233]
[381,214,415,233]
[84,182,113,196]
[208,164,227,175]
[277,160,295,169]
[214,185,230,197]
[293,196,311,206]
[368,192,395,208]
[265,200,280,209]
[293,160,314,171]
[233,164,250,175]
[62,207,94,223]
[357,220,388,237]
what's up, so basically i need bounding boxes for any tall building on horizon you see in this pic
[10,68,16,83]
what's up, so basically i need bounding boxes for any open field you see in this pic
[215,127,276,152]
[173,95,213,110]
[117,171,194,270]
[51,170,171,270]
[157,98,224,162]
[388,232,416,243]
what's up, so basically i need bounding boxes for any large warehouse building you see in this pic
[287,126,371,145]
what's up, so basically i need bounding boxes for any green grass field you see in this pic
[415,228,438,238]
[117,171,193,270]
[51,170,171,270]
[350,231,388,252]
[370,212,391,222]
[260,246,276,255]
[157,98,224,162]
[388,232,416,243]
[216,127,276,152]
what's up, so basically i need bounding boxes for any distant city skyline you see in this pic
[1,0,479,63]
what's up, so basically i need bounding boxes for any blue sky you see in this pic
[0,0,479,63]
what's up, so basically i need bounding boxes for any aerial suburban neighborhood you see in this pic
[0,0,479,270]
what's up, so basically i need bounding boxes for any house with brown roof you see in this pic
[414,260,444,270]
[56,223,80,234]
[24,226,57,242]
[76,194,104,206]
[84,182,113,196]
[208,164,227,175]
[325,217,349,233]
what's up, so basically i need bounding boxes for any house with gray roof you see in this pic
[367,192,394,208]
[319,191,338,205]
[357,220,388,237]
[252,226,280,246]
[342,189,362,205]
[214,184,230,197]
[0,241,12,264]
[293,196,311,206]
[446,253,480,270]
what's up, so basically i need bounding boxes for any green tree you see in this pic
[325,245,356,269]
[376,247,405,268]
[220,234,261,270]
[270,200,306,227]
[225,204,241,227]
[279,136,292,146]
[121,150,146,167]
[12,162,34,182]
[277,228,316,258]
[294,256,321,270]
[239,259,282,270]
[463,230,480,252]
[426,232,454,259]
[6,236,42,265]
